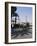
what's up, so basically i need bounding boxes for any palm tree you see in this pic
[11,7,19,24]
[13,13,19,24]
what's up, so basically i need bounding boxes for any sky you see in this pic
[15,7,32,23]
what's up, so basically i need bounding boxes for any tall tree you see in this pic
[11,7,19,24]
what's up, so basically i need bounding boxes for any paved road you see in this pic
[11,29,32,39]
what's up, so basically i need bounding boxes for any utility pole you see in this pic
[26,16,27,23]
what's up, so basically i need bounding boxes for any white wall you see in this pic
[0,0,37,46]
